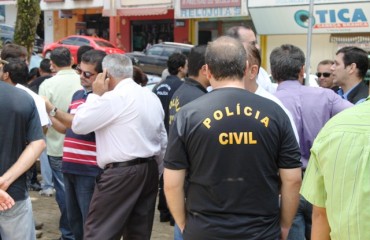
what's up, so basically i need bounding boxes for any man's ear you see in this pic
[205,64,212,80]
[2,72,10,83]
[250,64,259,80]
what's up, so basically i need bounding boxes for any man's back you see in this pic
[301,99,370,239]
[0,81,43,201]
[165,87,301,239]
[39,69,81,156]
[153,75,183,132]
[275,80,352,167]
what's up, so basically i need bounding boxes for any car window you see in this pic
[162,47,177,57]
[95,40,115,48]
[147,46,163,56]
[60,37,78,45]
[75,37,90,46]
[181,48,191,57]
[0,25,13,33]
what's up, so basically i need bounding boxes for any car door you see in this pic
[139,46,164,75]
[73,37,91,61]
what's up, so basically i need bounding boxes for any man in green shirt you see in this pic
[301,97,370,239]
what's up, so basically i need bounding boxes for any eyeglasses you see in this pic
[316,72,331,78]
[76,66,96,79]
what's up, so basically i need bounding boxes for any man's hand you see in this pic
[0,189,15,211]
[93,68,110,96]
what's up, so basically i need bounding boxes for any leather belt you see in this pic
[104,157,154,170]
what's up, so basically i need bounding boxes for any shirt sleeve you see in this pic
[27,101,45,143]
[156,121,168,175]
[277,108,302,169]
[164,111,189,170]
[72,93,116,134]
[300,141,326,207]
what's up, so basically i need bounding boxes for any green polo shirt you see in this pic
[301,97,370,240]
[39,69,81,157]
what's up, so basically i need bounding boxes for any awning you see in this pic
[103,0,172,17]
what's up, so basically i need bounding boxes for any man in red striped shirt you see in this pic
[44,49,106,240]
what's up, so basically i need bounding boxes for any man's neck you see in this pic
[189,75,208,89]
[211,78,245,90]
[244,79,258,93]
[55,66,72,72]
[341,78,362,93]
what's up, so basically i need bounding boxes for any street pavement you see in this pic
[30,190,174,239]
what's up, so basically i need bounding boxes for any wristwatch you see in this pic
[49,107,58,117]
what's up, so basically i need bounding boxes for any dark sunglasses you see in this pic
[316,72,331,78]
[76,66,95,79]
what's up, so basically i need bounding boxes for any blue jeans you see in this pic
[48,156,74,240]
[174,223,183,240]
[287,195,312,240]
[40,149,53,190]
[0,197,35,240]
[64,173,96,240]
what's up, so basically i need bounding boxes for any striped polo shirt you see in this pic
[62,89,101,177]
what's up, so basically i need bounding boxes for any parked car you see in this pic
[125,42,194,76]
[42,35,125,64]
[0,24,44,53]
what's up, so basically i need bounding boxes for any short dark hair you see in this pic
[50,47,72,67]
[205,36,246,81]
[187,45,206,77]
[81,50,106,73]
[77,45,94,64]
[167,52,187,75]
[28,67,40,81]
[39,58,52,73]
[3,57,29,85]
[225,25,253,40]
[1,43,27,60]
[318,59,334,66]
[336,46,368,79]
[270,44,305,82]
[247,43,261,69]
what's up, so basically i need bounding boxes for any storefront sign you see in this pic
[249,0,369,7]
[181,0,240,9]
[175,0,247,19]
[249,2,370,34]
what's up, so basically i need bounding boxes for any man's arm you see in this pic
[0,189,15,211]
[311,206,330,240]
[43,96,74,131]
[279,167,302,240]
[0,139,46,191]
[164,168,186,231]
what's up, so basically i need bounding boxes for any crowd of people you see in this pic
[0,24,369,240]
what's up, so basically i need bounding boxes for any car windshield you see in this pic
[94,40,115,48]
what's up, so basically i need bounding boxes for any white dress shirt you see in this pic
[16,84,49,127]
[255,85,300,145]
[257,67,277,94]
[72,78,167,173]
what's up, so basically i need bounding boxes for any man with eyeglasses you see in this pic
[316,59,339,92]
[43,50,106,240]
[39,47,81,240]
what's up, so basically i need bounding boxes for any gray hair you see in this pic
[102,54,133,79]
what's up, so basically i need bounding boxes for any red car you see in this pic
[42,35,125,64]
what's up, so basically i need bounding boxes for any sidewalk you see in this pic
[30,191,174,239]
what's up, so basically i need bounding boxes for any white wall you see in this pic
[43,11,54,45]
[263,34,338,74]
[5,5,17,26]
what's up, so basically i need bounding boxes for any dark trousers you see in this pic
[83,160,159,240]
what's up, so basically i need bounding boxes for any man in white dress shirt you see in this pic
[72,54,167,240]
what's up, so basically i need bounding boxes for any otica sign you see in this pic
[295,7,368,30]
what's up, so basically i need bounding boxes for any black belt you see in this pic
[104,157,154,170]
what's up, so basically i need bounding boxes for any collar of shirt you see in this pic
[114,78,136,90]
[184,77,208,93]
[337,82,361,100]
[55,69,78,76]
[276,80,301,91]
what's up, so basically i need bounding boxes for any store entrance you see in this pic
[131,20,174,51]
